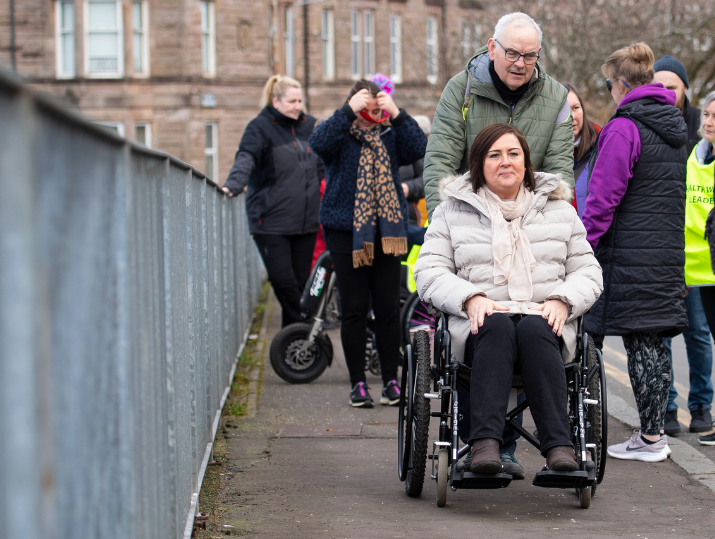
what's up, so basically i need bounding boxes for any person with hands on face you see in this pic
[309,80,427,409]
[414,123,602,475]
[222,75,320,328]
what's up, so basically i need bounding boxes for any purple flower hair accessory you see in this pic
[371,73,394,95]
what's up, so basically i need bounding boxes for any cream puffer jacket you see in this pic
[414,171,603,363]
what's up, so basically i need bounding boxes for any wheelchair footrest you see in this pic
[451,461,512,489]
[532,468,591,489]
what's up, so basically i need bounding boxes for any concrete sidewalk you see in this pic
[213,297,715,538]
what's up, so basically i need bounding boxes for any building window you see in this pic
[363,12,375,78]
[350,10,375,80]
[96,121,125,137]
[205,122,218,180]
[132,1,149,76]
[283,6,294,78]
[426,17,438,85]
[389,15,402,83]
[321,9,334,80]
[85,0,124,78]
[55,0,75,78]
[200,1,216,76]
[461,21,482,61]
[350,11,360,80]
[135,122,152,148]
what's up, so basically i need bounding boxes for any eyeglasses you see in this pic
[605,79,630,92]
[494,39,540,65]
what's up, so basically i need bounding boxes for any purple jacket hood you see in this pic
[618,82,676,108]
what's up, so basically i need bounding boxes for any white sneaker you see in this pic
[607,430,670,462]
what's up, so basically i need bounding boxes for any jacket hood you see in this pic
[466,46,542,87]
[695,138,714,165]
[617,83,687,148]
[265,105,305,126]
[438,171,572,216]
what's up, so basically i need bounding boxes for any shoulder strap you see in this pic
[462,70,474,140]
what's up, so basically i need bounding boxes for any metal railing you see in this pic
[0,70,264,539]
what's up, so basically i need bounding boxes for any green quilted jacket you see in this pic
[424,47,574,218]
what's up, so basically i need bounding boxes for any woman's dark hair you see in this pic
[562,82,599,164]
[345,79,382,103]
[469,124,535,192]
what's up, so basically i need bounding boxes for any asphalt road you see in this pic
[212,299,715,538]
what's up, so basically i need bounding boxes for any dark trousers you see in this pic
[253,233,316,327]
[331,248,401,387]
[700,286,715,337]
[464,314,571,457]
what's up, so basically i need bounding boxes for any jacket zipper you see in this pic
[292,126,310,234]
[599,207,618,333]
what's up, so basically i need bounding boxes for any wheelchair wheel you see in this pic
[578,456,593,509]
[436,449,448,507]
[269,323,332,384]
[398,344,414,482]
[400,292,436,348]
[586,336,607,490]
[404,331,432,497]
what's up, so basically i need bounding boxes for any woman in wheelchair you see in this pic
[414,123,603,475]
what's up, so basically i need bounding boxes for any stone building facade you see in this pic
[0,0,490,183]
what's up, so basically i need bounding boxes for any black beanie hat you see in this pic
[654,55,689,89]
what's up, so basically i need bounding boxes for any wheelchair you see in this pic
[397,309,607,509]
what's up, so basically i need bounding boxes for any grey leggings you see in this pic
[622,332,671,436]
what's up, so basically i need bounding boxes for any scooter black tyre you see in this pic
[269,323,332,384]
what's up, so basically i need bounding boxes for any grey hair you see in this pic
[493,12,543,48]
[700,91,715,139]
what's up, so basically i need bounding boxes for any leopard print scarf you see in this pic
[349,124,407,268]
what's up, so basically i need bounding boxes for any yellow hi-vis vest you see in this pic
[685,146,715,285]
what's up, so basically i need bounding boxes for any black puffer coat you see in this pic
[224,106,320,235]
[584,97,689,337]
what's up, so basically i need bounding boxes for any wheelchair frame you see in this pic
[398,310,607,509]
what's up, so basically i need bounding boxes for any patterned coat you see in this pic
[309,104,428,232]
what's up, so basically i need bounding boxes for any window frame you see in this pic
[321,9,335,81]
[96,121,125,137]
[132,0,150,77]
[200,1,216,77]
[284,5,295,78]
[426,17,439,85]
[134,122,152,148]
[350,11,361,80]
[84,0,124,79]
[55,0,76,79]
[389,14,402,83]
[363,11,375,79]
[204,122,219,181]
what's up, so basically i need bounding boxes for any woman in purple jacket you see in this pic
[582,43,688,463]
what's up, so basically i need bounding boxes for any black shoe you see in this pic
[699,431,715,446]
[664,410,682,436]
[500,452,525,480]
[690,405,713,433]
[349,382,374,408]
[380,379,401,406]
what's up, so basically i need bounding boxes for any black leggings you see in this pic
[464,314,571,457]
[253,233,316,327]
[331,248,402,387]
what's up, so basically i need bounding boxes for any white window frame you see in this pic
[84,0,124,79]
[132,0,150,77]
[201,1,216,77]
[204,122,218,180]
[363,11,375,79]
[96,121,125,137]
[426,17,439,85]
[321,9,335,81]
[389,14,402,83]
[55,0,75,79]
[284,5,295,78]
[135,122,152,148]
[350,11,361,80]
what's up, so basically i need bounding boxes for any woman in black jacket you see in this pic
[223,75,320,327]
[309,80,427,408]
